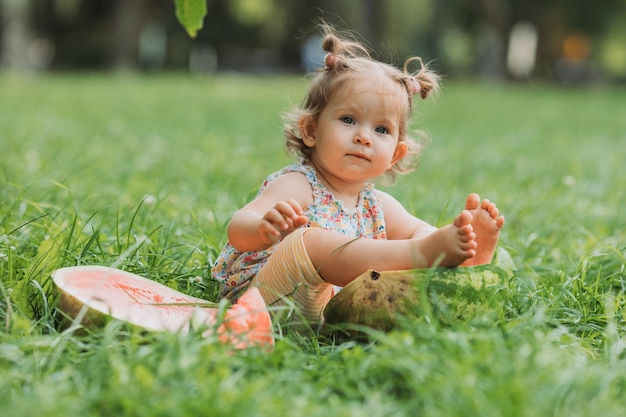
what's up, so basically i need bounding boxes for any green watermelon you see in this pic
[323,265,507,334]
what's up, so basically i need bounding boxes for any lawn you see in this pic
[1,72,626,416]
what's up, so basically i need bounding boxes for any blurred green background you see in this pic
[2,0,626,83]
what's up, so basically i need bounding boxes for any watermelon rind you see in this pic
[322,265,508,335]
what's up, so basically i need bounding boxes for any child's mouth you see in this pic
[347,153,370,161]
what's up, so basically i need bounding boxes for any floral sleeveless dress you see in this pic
[211,163,387,300]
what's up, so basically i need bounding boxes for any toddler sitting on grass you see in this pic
[212,24,505,326]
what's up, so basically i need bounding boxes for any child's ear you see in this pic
[299,116,316,147]
[390,141,408,166]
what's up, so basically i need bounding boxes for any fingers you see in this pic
[267,199,305,229]
[260,199,307,243]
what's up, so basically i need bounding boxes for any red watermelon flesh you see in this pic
[52,265,274,349]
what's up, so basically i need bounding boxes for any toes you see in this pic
[465,193,480,210]
[461,242,477,255]
[454,209,473,227]
[496,216,505,229]
[459,230,476,242]
[480,199,501,220]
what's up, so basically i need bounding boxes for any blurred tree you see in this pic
[1,0,34,70]
[113,0,147,71]
[449,0,625,79]
[0,0,623,80]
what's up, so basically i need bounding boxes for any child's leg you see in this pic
[304,210,476,287]
[252,228,336,325]
[460,193,505,266]
[252,210,475,325]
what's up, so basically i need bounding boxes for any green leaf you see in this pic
[174,0,207,38]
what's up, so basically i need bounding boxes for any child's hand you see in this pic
[259,199,308,245]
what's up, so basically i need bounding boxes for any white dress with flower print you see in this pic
[211,163,387,300]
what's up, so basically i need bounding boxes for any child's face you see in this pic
[302,73,408,184]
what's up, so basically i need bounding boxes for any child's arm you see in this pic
[227,173,312,252]
[377,190,438,240]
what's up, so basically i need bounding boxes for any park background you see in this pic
[2,1,626,416]
[2,0,626,83]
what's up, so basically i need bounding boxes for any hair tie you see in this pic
[324,53,338,69]
[408,77,422,96]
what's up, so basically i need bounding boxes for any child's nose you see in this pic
[354,132,372,146]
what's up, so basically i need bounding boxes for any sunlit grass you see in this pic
[1,73,626,416]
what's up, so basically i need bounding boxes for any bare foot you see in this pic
[413,210,477,267]
[461,193,505,266]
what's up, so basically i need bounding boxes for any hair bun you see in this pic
[324,53,338,69]
[403,57,439,100]
[322,34,340,54]
[408,77,422,96]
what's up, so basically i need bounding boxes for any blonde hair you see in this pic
[282,25,440,183]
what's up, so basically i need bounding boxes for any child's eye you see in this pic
[375,126,390,134]
[340,116,355,125]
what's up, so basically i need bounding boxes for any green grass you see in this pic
[1,72,626,416]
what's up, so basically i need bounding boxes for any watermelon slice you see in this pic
[52,265,274,349]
